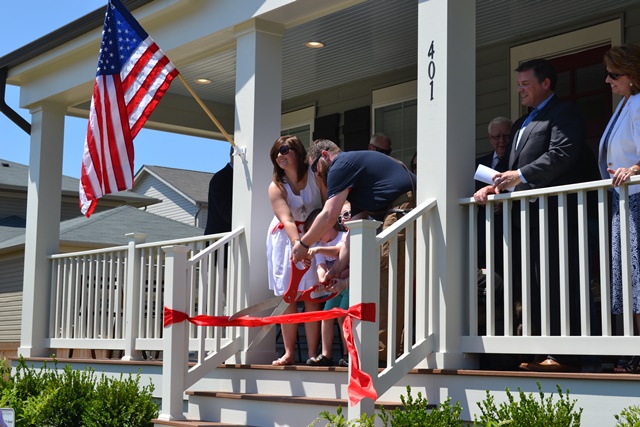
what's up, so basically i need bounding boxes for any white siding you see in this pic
[0,256,24,342]
[135,175,198,226]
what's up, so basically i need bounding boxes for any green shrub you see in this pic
[0,357,158,427]
[82,373,158,427]
[474,382,582,427]
[379,386,463,427]
[308,405,376,427]
[615,405,640,426]
[308,386,463,427]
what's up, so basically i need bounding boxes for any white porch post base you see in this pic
[159,245,190,421]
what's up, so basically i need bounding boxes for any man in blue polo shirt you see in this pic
[291,139,415,359]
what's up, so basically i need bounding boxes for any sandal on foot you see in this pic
[272,356,294,366]
[338,354,349,367]
[307,354,334,366]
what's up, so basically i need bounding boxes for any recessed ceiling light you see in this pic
[195,78,212,84]
[305,41,325,49]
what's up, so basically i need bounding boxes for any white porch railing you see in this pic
[460,177,640,355]
[347,198,438,419]
[47,229,244,361]
[155,197,438,421]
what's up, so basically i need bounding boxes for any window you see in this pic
[372,80,417,168]
[281,105,315,147]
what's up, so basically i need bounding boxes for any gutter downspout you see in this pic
[0,68,30,135]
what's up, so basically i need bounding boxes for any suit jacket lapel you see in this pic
[509,96,558,168]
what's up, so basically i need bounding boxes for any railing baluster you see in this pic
[387,235,398,365]
[577,190,591,336]
[598,187,611,336]
[486,201,495,337]
[502,200,513,336]
[154,248,163,339]
[100,253,108,339]
[50,259,60,339]
[468,203,478,336]
[619,185,634,336]
[558,193,570,336]
[521,198,532,336]
[404,222,415,353]
[538,196,550,336]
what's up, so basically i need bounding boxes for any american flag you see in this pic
[79,0,179,216]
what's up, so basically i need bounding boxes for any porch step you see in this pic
[187,390,405,409]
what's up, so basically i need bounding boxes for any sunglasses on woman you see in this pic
[278,145,291,155]
[607,71,625,80]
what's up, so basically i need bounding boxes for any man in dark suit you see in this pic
[204,146,234,235]
[474,59,599,371]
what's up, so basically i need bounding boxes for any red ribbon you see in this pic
[164,302,378,405]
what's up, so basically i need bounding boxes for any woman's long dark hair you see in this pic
[270,135,309,189]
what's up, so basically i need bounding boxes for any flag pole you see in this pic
[177,74,235,147]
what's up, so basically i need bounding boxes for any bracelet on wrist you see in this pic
[298,239,310,249]
[631,167,640,175]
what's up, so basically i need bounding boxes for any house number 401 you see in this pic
[428,40,435,100]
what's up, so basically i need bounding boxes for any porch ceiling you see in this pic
[165,0,637,107]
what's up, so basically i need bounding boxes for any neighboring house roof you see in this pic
[0,159,159,207]
[134,165,213,205]
[0,205,204,253]
[0,216,27,243]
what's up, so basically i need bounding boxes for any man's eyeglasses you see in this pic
[278,145,291,155]
[369,144,392,155]
[489,133,510,141]
[338,210,351,224]
[607,71,625,80]
[310,153,322,173]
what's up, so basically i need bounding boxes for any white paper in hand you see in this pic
[474,164,514,192]
[474,164,499,185]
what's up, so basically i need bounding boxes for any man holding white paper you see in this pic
[473,59,598,372]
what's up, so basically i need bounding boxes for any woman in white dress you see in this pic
[267,135,326,365]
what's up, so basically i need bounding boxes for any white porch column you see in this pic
[233,19,285,363]
[417,0,476,368]
[19,102,66,358]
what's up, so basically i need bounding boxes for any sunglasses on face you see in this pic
[370,144,391,155]
[338,210,351,224]
[310,153,322,173]
[278,145,291,155]
[607,71,625,80]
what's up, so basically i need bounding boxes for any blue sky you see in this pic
[0,1,229,178]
